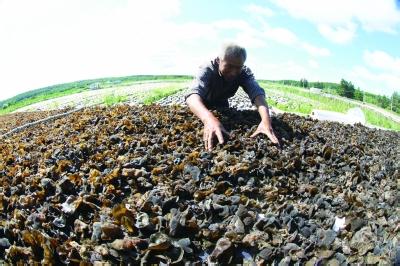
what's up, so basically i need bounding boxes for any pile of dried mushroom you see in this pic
[0,104,399,264]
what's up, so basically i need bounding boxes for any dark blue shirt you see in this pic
[185,58,265,107]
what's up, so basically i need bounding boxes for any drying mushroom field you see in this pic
[0,102,399,265]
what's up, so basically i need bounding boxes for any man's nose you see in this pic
[231,69,240,76]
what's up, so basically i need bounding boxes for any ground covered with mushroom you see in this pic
[0,104,399,265]
[0,109,71,135]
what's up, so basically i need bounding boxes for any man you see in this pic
[185,43,279,151]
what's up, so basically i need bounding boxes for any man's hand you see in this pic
[186,94,230,151]
[203,116,229,151]
[251,95,280,146]
[250,121,280,145]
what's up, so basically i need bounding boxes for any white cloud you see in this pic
[271,0,353,24]
[263,27,299,45]
[256,18,331,57]
[212,18,331,57]
[0,0,227,100]
[233,31,268,49]
[249,58,324,82]
[244,4,274,17]
[211,19,268,49]
[308,59,319,68]
[302,42,331,57]
[364,50,400,73]
[355,1,400,33]
[0,1,279,101]
[270,0,400,43]
[213,19,252,31]
[348,50,400,96]
[348,66,400,96]
[215,17,332,59]
[0,0,189,100]
[317,23,357,44]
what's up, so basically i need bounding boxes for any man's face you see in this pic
[218,55,245,81]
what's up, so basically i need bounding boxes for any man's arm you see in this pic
[239,66,279,145]
[251,95,280,145]
[186,94,215,124]
[186,94,229,151]
[254,95,272,125]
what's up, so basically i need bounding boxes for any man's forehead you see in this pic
[222,55,245,66]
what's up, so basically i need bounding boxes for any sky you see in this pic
[0,0,400,101]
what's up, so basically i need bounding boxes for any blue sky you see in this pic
[0,0,399,101]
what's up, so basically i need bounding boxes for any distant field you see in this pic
[1,75,399,131]
[0,75,191,115]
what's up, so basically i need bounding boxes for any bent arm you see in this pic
[186,94,217,123]
[254,95,273,126]
[251,95,280,144]
[186,94,228,150]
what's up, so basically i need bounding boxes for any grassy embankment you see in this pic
[260,81,400,131]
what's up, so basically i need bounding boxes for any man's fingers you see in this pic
[203,131,208,150]
[268,133,278,143]
[216,130,225,144]
[266,131,282,147]
[250,130,259,138]
[207,131,213,151]
[203,124,230,151]
[221,127,230,138]
[268,131,280,144]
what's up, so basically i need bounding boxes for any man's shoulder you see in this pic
[241,65,254,78]
[196,58,219,77]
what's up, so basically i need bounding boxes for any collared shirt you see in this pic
[185,58,266,108]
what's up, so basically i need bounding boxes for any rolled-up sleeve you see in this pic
[240,66,265,103]
[185,65,212,102]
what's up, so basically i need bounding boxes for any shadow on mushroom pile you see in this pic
[0,105,399,265]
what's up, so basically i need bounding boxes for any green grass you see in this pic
[262,82,357,112]
[362,108,400,131]
[103,94,128,107]
[0,87,84,115]
[276,101,313,115]
[259,81,400,131]
[142,86,185,105]
[261,82,356,114]
[0,75,191,115]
